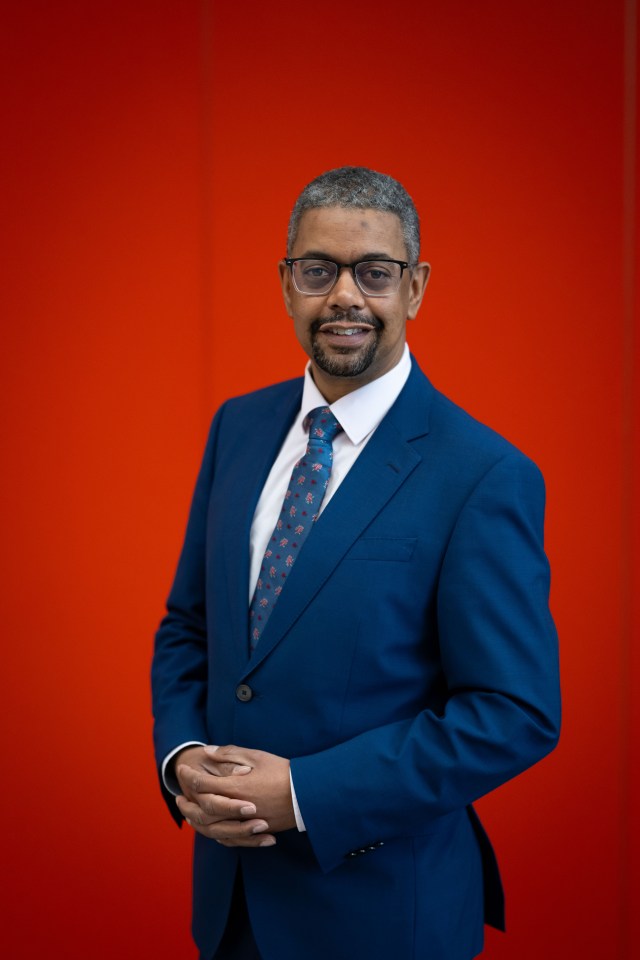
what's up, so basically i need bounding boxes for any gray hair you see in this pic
[287,166,421,265]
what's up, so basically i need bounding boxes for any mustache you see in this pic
[310,310,382,335]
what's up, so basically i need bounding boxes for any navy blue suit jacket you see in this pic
[152,358,560,960]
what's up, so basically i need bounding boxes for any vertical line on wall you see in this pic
[621,0,636,956]
[199,0,215,433]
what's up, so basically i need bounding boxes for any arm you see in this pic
[152,401,297,842]
[288,453,561,872]
[151,409,224,822]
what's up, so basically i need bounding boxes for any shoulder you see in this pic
[407,359,543,482]
[431,389,523,456]
[212,376,304,427]
[423,387,547,528]
[224,376,303,411]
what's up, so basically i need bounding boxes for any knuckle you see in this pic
[201,797,217,817]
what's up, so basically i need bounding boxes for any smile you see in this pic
[315,324,376,347]
[315,321,377,336]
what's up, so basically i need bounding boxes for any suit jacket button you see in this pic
[235,684,253,702]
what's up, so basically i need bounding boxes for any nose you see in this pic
[326,265,366,311]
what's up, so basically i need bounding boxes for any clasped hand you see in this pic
[175,744,295,847]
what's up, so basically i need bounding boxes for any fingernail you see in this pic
[233,765,251,774]
[259,838,276,847]
[251,823,269,834]
[240,805,257,816]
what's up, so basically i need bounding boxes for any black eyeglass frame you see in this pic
[284,257,413,297]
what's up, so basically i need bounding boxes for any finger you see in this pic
[201,760,252,777]
[177,796,267,833]
[177,766,256,806]
[176,786,257,821]
[176,764,219,795]
[206,823,276,845]
[205,744,260,769]
[216,835,277,848]
[187,820,275,845]
[176,792,258,824]
[176,764,256,804]
[176,795,217,826]
[201,745,247,775]
[183,813,274,844]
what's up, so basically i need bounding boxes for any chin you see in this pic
[312,342,378,380]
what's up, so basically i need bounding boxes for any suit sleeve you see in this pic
[151,405,226,821]
[290,452,561,872]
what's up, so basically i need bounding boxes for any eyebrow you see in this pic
[297,251,396,261]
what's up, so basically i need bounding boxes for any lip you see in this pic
[316,321,376,345]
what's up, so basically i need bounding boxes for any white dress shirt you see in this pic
[163,344,413,830]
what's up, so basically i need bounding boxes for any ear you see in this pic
[407,262,430,320]
[279,259,294,317]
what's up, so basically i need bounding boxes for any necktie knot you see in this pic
[305,406,342,444]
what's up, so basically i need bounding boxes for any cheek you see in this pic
[293,299,319,330]
[380,310,406,338]
[292,313,313,350]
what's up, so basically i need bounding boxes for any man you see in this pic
[152,166,560,960]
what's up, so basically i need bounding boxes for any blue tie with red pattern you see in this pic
[249,406,342,651]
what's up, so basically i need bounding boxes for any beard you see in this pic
[309,310,383,379]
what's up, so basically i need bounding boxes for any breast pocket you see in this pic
[346,537,417,561]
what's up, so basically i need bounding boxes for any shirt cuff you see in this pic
[290,769,307,832]
[161,741,206,795]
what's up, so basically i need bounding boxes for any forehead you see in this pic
[292,206,407,259]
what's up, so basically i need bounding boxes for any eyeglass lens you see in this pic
[292,260,402,296]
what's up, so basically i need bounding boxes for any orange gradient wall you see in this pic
[1,1,637,957]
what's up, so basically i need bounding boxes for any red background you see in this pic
[1,1,637,957]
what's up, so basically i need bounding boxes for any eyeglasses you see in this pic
[285,257,411,297]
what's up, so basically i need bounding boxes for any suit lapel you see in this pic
[241,360,434,676]
[223,382,303,665]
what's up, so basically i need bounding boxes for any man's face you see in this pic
[279,206,430,402]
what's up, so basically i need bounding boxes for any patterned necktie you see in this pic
[249,406,342,651]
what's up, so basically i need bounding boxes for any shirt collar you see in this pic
[299,343,412,445]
